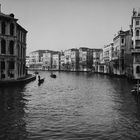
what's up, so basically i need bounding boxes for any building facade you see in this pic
[0,12,27,80]
[52,52,60,70]
[69,48,79,71]
[92,48,103,72]
[79,47,93,71]
[42,50,53,70]
[131,8,140,79]
[112,30,127,75]
[29,50,46,69]
[102,43,113,74]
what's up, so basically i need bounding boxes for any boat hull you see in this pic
[0,74,36,86]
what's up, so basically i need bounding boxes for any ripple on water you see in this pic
[0,72,140,140]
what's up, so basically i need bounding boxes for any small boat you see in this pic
[131,89,138,95]
[50,73,56,78]
[38,75,45,84]
[34,71,39,74]
[131,85,140,95]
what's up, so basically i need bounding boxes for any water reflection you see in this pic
[0,86,28,140]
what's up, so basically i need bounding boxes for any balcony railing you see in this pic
[131,48,140,53]
[135,36,140,40]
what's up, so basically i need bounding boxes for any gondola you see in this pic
[34,71,39,74]
[131,85,140,96]
[50,73,56,78]
[38,75,45,85]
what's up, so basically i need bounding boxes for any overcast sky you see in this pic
[0,0,140,55]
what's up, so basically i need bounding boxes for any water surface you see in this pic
[0,71,140,140]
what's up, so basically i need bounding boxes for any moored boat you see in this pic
[0,74,36,86]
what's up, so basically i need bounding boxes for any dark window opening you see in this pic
[9,61,15,69]
[136,66,140,73]
[1,61,5,69]
[1,22,6,34]
[122,60,124,70]
[136,20,140,25]
[136,30,139,36]
[1,71,5,79]
[8,71,14,78]
[9,41,14,54]
[10,23,14,36]
[121,38,124,44]
[132,40,133,46]
[1,39,6,54]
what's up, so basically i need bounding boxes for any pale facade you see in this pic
[64,48,79,71]
[112,30,127,75]
[64,49,71,70]
[103,44,113,74]
[70,49,79,71]
[131,8,140,79]
[92,48,103,72]
[52,52,60,70]
[60,52,65,70]
[29,50,46,69]
[79,47,93,71]
[42,51,52,70]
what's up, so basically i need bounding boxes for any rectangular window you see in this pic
[121,38,124,44]
[121,49,124,57]
[135,55,140,63]
[1,61,5,69]
[1,72,5,79]
[136,20,139,25]
[9,61,15,69]
[136,40,140,48]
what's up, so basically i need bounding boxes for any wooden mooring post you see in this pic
[137,79,140,103]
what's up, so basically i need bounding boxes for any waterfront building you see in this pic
[131,8,140,79]
[112,30,132,76]
[52,51,60,70]
[123,30,133,78]
[103,43,113,74]
[42,50,53,70]
[64,49,72,71]
[0,10,27,80]
[63,48,79,71]
[97,49,105,73]
[29,50,46,69]
[60,52,65,71]
[92,48,103,72]
[26,56,30,68]
[79,47,93,71]
[70,48,79,71]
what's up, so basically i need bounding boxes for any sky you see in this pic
[0,0,140,55]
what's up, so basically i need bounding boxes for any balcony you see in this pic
[131,48,140,53]
[135,36,140,40]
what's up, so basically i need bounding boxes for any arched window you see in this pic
[136,66,140,73]
[136,30,140,36]
[1,22,6,34]
[1,39,6,54]
[9,41,14,54]
[10,23,14,36]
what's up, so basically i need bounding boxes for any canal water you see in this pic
[0,71,140,140]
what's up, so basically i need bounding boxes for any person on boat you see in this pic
[38,75,40,81]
